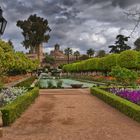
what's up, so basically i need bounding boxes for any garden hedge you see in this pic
[15,76,36,88]
[90,87,140,122]
[0,87,39,126]
[63,50,139,73]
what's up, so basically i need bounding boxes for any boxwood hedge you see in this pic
[0,87,39,126]
[90,87,140,122]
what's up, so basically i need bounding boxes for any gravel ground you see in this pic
[1,89,140,140]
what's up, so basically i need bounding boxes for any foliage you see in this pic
[118,50,138,69]
[0,40,39,77]
[0,87,39,126]
[64,47,73,64]
[47,80,54,88]
[15,76,36,88]
[109,88,140,105]
[56,80,63,88]
[74,51,80,60]
[0,87,28,107]
[62,50,140,73]
[110,66,138,86]
[91,87,140,122]
[96,50,106,57]
[17,14,51,61]
[109,34,131,53]
[87,48,95,57]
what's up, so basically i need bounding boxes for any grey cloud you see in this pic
[1,0,140,54]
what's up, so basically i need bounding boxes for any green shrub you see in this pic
[118,50,138,69]
[90,87,140,122]
[57,80,63,88]
[110,66,138,86]
[15,76,36,88]
[47,80,55,88]
[0,87,39,126]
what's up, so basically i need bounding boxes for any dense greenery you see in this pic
[109,34,131,53]
[15,76,36,88]
[87,48,95,57]
[0,40,39,78]
[90,87,140,122]
[0,87,39,126]
[110,66,138,86]
[63,50,139,73]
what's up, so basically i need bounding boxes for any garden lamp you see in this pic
[0,7,7,35]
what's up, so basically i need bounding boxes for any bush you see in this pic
[110,66,138,86]
[0,87,39,126]
[47,80,55,88]
[15,76,36,88]
[90,87,140,122]
[118,50,138,69]
[57,80,63,88]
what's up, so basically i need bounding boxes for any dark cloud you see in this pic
[1,0,140,53]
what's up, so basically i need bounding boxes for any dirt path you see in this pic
[2,89,140,140]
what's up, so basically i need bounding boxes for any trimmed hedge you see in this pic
[63,50,139,72]
[0,87,39,126]
[90,87,140,122]
[15,76,36,88]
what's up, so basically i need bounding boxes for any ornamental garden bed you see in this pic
[90,87,140,122]
[0,76,38,126]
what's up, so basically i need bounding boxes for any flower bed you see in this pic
[1,87,39,126]
[108,88,140,105]
[90,87,140,122]
[0,87,28,107]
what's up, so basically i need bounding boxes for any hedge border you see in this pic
[90,87,140,122]
[15,76,36,88]
[0,87,39,126]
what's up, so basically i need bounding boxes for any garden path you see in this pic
[1,89,140,140]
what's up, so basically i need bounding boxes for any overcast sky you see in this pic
[1,0,140,54]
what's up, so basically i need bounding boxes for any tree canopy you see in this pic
[109,34,131,53]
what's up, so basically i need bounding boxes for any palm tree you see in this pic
[87,48,95,57]
[64,47,73,64]
[74,51,80,60]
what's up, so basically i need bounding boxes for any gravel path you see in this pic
[2,89,140,140]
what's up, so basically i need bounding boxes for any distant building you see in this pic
[50,44,76,67]
[26,44,77,67]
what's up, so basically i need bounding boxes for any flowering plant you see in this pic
[109,87,140,105]
[0,87,27,106]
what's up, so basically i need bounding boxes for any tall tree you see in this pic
[87,48,94,57]
[109,34,131,53]
[17,14,51,63]
[74,50,80,60]
[96,50,106,57]
[134,37,140,51]
[64,47,72,64]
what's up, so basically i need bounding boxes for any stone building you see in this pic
[50,44,76,67]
